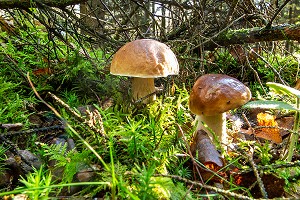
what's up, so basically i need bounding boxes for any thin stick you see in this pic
[246,149,268,199]
[176,124,206,188]
[2,125,64,137]
[265,0,292,29]
[26,72,110,171]
[233,160,300,174]
[242,113,255,134]
[250,50,286,85]
[48,92,107,139]
[153,174,253,200]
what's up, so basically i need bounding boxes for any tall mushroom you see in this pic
[110,39,179,104]
[189,74,251,146]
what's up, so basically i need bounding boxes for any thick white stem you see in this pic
[196,113,227,145]
[132,77,156,104]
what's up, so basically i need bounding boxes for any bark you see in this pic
[204,24,300,50]
[0,0,87,9]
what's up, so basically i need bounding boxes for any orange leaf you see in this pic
[33,68,52,76]
[255,113,282,143]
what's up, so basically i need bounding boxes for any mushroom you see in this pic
[189,74,251,146]
[110,39,179,103]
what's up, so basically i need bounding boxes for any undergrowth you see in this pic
[1,16,300,199]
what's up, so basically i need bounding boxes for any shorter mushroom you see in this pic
[110,39,179,104]
[189,74,251,146]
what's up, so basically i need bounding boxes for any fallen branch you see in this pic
[154,174,253,200]
[246,150,268,199]
[233,160,300,174]
[2,125,64,138]
[48,92,107,139]
[0,0,87,9]
[26,72,111,172]
[203,24,300,51]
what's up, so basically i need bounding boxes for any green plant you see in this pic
[254,141,273,165]
[132,163,157,200]
[244,82,300,161]
[18,166,53,200]
[0,76,35,126]
[0,146,7,177]
[42,142,91,184]
[259,54,299,85]
[276,164,300,192]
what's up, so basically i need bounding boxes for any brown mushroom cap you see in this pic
[189,74,251,116]
[110,39,179,78]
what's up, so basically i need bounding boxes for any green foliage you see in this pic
[244,100,300,111]
[3,9,300,199]
[276,165,300,192]
[0,146,7,176]
[258,54,299,84]
[244,82,300,162]
[0,76,34,125]
[132,163,157,199]
[18,166,53,200]
[61,90,81,108]
[42,143,91,184]
[267,82,300,98]
[254,142,273,165]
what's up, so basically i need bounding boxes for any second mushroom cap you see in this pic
[189,74,252,116]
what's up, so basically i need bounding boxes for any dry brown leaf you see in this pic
[276,116,294,137]
[255,113,282,143]
[33,68,52,76]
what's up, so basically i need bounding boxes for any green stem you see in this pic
[0,182,110,196]
[284,97,300,161]
[110,138,116,200]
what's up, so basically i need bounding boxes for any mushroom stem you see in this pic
[132,77,156,103]
[196,113,227,146]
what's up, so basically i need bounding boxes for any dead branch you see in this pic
[246,150,268,199]
[233,160,300,174]
[0,0,87,9]
[204,24,300,50]
[265,0,292,28]
[48,92,108,139]
[153,174,253,200]
[2,125,64,138]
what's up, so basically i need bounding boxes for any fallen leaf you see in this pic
[33,68,52,76]
[255,113,282,143]
[276,116,294,137]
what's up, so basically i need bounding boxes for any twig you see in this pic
[134,86,164,104]
[2,125,64,137]
[246,148,268,199]
[242,113,255,134]
[153,174,253,200]
[250,50,286,85]
[27,72,111,172]
[190,14,247,52]
[265,0,292,29]
[245,47,267,95]
[0,135,35,173]
[233,160,300,174]
[176,124,205,183]
[48,92,107,139]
